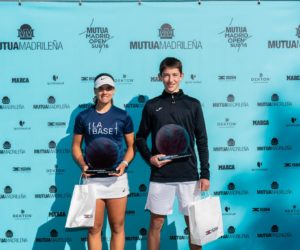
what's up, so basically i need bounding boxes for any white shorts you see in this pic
[145,181,201,216]
[83,173,129,199]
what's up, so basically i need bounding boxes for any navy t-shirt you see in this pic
[74,105,134,172]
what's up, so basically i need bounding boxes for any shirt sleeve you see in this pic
[193,101,210,180]
[136,102,152,163]
[73,114,85,134]
[123,112,134,134]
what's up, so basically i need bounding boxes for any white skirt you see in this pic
[83,173,129,199]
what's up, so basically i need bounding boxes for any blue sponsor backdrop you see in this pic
[0,1,300,250]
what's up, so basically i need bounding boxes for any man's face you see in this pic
[160,67,183,94]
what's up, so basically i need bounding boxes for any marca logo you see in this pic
[253,120,269,125]
[286,75,300,80]
[11,77,29,83]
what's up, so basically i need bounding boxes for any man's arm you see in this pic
[194,101,210,190]
[136,104,152,163]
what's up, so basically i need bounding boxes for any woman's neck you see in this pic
[95,102,112,114]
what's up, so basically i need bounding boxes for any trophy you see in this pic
[155,124,192,161]
[84,137,120,174]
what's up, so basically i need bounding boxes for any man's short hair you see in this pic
[159,57,183,76]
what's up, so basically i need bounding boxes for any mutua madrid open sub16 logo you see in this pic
[80,18,113,53]
[130,23,202,50]
[0,24,63,51]
[219,18,251,51]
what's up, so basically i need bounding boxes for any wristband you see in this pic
[121,160,129,167]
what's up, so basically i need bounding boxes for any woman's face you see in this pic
[94,84,115,104]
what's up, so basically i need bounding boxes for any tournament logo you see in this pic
[0,230,28,243]
[213,138,249,152]
[34,140,70,154]
[79,18,113,53]
[251,73,270,84]
[257,137,292,151]
[257,93,293,107]
[35,185,72,199]
[256,181,292,195]
[130,23,202,50]
[35,229,72,243]
[128,183,147,198]
[213,94,249,108]
[257,225,292,238]
[0,185,26,199]
[0,141,26,155]
[159,23,174,39]
[170,228,189,240]
[0,96,24,110]
[32,96,70,109]
[219,18,251,51]
[18,24,34,40]
[125,228,147,241]
[268,24,300,48]
[124,95,147,109]
[221,226,250,239]
[214,182,248,196]
[0,24,63,51]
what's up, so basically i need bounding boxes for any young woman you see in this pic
[72,73,134,250]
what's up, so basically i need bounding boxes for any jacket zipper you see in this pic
[171,95,175,104]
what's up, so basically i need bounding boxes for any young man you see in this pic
[136,57,210,250]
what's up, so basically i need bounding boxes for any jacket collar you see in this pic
[161,89,184,98]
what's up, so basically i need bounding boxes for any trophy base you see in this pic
[85,169,120,174]
[158,154,192,161]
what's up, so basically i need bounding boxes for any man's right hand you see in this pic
[150,154,171,168]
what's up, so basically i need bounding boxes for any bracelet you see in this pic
[121,160,129,167]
